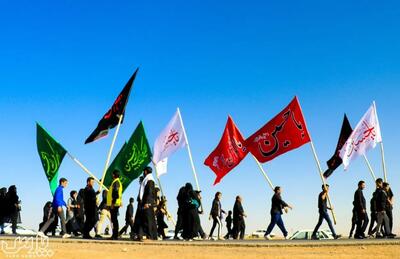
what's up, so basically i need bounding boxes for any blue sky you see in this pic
[1,1,400,235]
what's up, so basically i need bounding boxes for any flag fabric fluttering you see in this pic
[204,116,249,185]
[323,114,353,178]
[152,110,187,165]
[85,68,139,144]
[103,121,152,192]
[245,96,311,163]
[339,102,382,170]
[155,158,168,177]
[36,123,67,195]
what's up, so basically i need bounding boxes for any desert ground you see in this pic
[1,237,400,259]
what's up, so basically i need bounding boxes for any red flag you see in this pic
[204,116,249,185]
[245,97,311,163]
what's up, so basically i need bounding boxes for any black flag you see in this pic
[323,114,353,178]
[85,68,139,144]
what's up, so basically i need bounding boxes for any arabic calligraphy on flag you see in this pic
[339,102,382,170]
[245,97,311,163]
[153,110,187,165]
[204,116,249,185]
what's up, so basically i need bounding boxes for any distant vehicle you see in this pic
[251,230,276,238]
[289,229,334,240]
[3,224,37,236]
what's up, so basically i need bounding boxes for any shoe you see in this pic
[83,235,93,239]
[264,234,272,240]
[354,235,364,239]
[387,233,396,239]
[376,234,384,239]
[62,234,71,239]
[284,235,289,240]
[334,234,341,239]
[37,231,46,238]
[311,235,319,240]
[0,231,5,235]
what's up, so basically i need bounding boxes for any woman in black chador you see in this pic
[182,183,201,240]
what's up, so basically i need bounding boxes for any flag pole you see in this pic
[177,108,201,191]
[66,152,109,191]
[252,155,274,191]
[380,142,388,182]
[152,162,176,226]
[98,114,124,192]
[362,154,377,182]
[310,141,337,225]
[373,101,387,182]
[152,162,165,197]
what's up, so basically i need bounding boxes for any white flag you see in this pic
[339,102,382,170]
[155,158,168,177]
[153,109,187,165]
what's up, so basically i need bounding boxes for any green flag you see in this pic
[104,121,152,192]
[36,123,67,195]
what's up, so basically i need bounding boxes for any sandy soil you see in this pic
[1,240,399,259]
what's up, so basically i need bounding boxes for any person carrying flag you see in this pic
[311,185,340,240]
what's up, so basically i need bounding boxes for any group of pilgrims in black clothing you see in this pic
[0,185,21,235]
[1,167,397,241]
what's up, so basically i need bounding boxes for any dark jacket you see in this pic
[142,180,156,207]
[98,190,107,211]
[370,192,376,213]
[353,189,366,212]
[83,185,97,215]
[210,199,222,218]
[271,193,288,214]
[375,188,387,212]
[125,203,134,222]
[177,186,186,208]
[233,201,245,222]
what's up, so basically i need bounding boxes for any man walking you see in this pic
[353,181,369,239]
[311,184,340,240]
[39,178,70,238]
[373,178,395,238]
[119,197,135,237]
[107,170,123,240]
[83,177,97,239]
[264,187,292,240]
[136,167,157,241]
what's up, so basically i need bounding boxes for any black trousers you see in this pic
[174,208,183,237]
[349,210,357,238]
[386,209,393,234]
[140,207,157,240]
[83,210,97,237]
[355,211,369,237]
[110,207,120,239]
[119,219,134,237]
[224,225,232,239]
[368,212,377,235]
[233,219,245,240]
